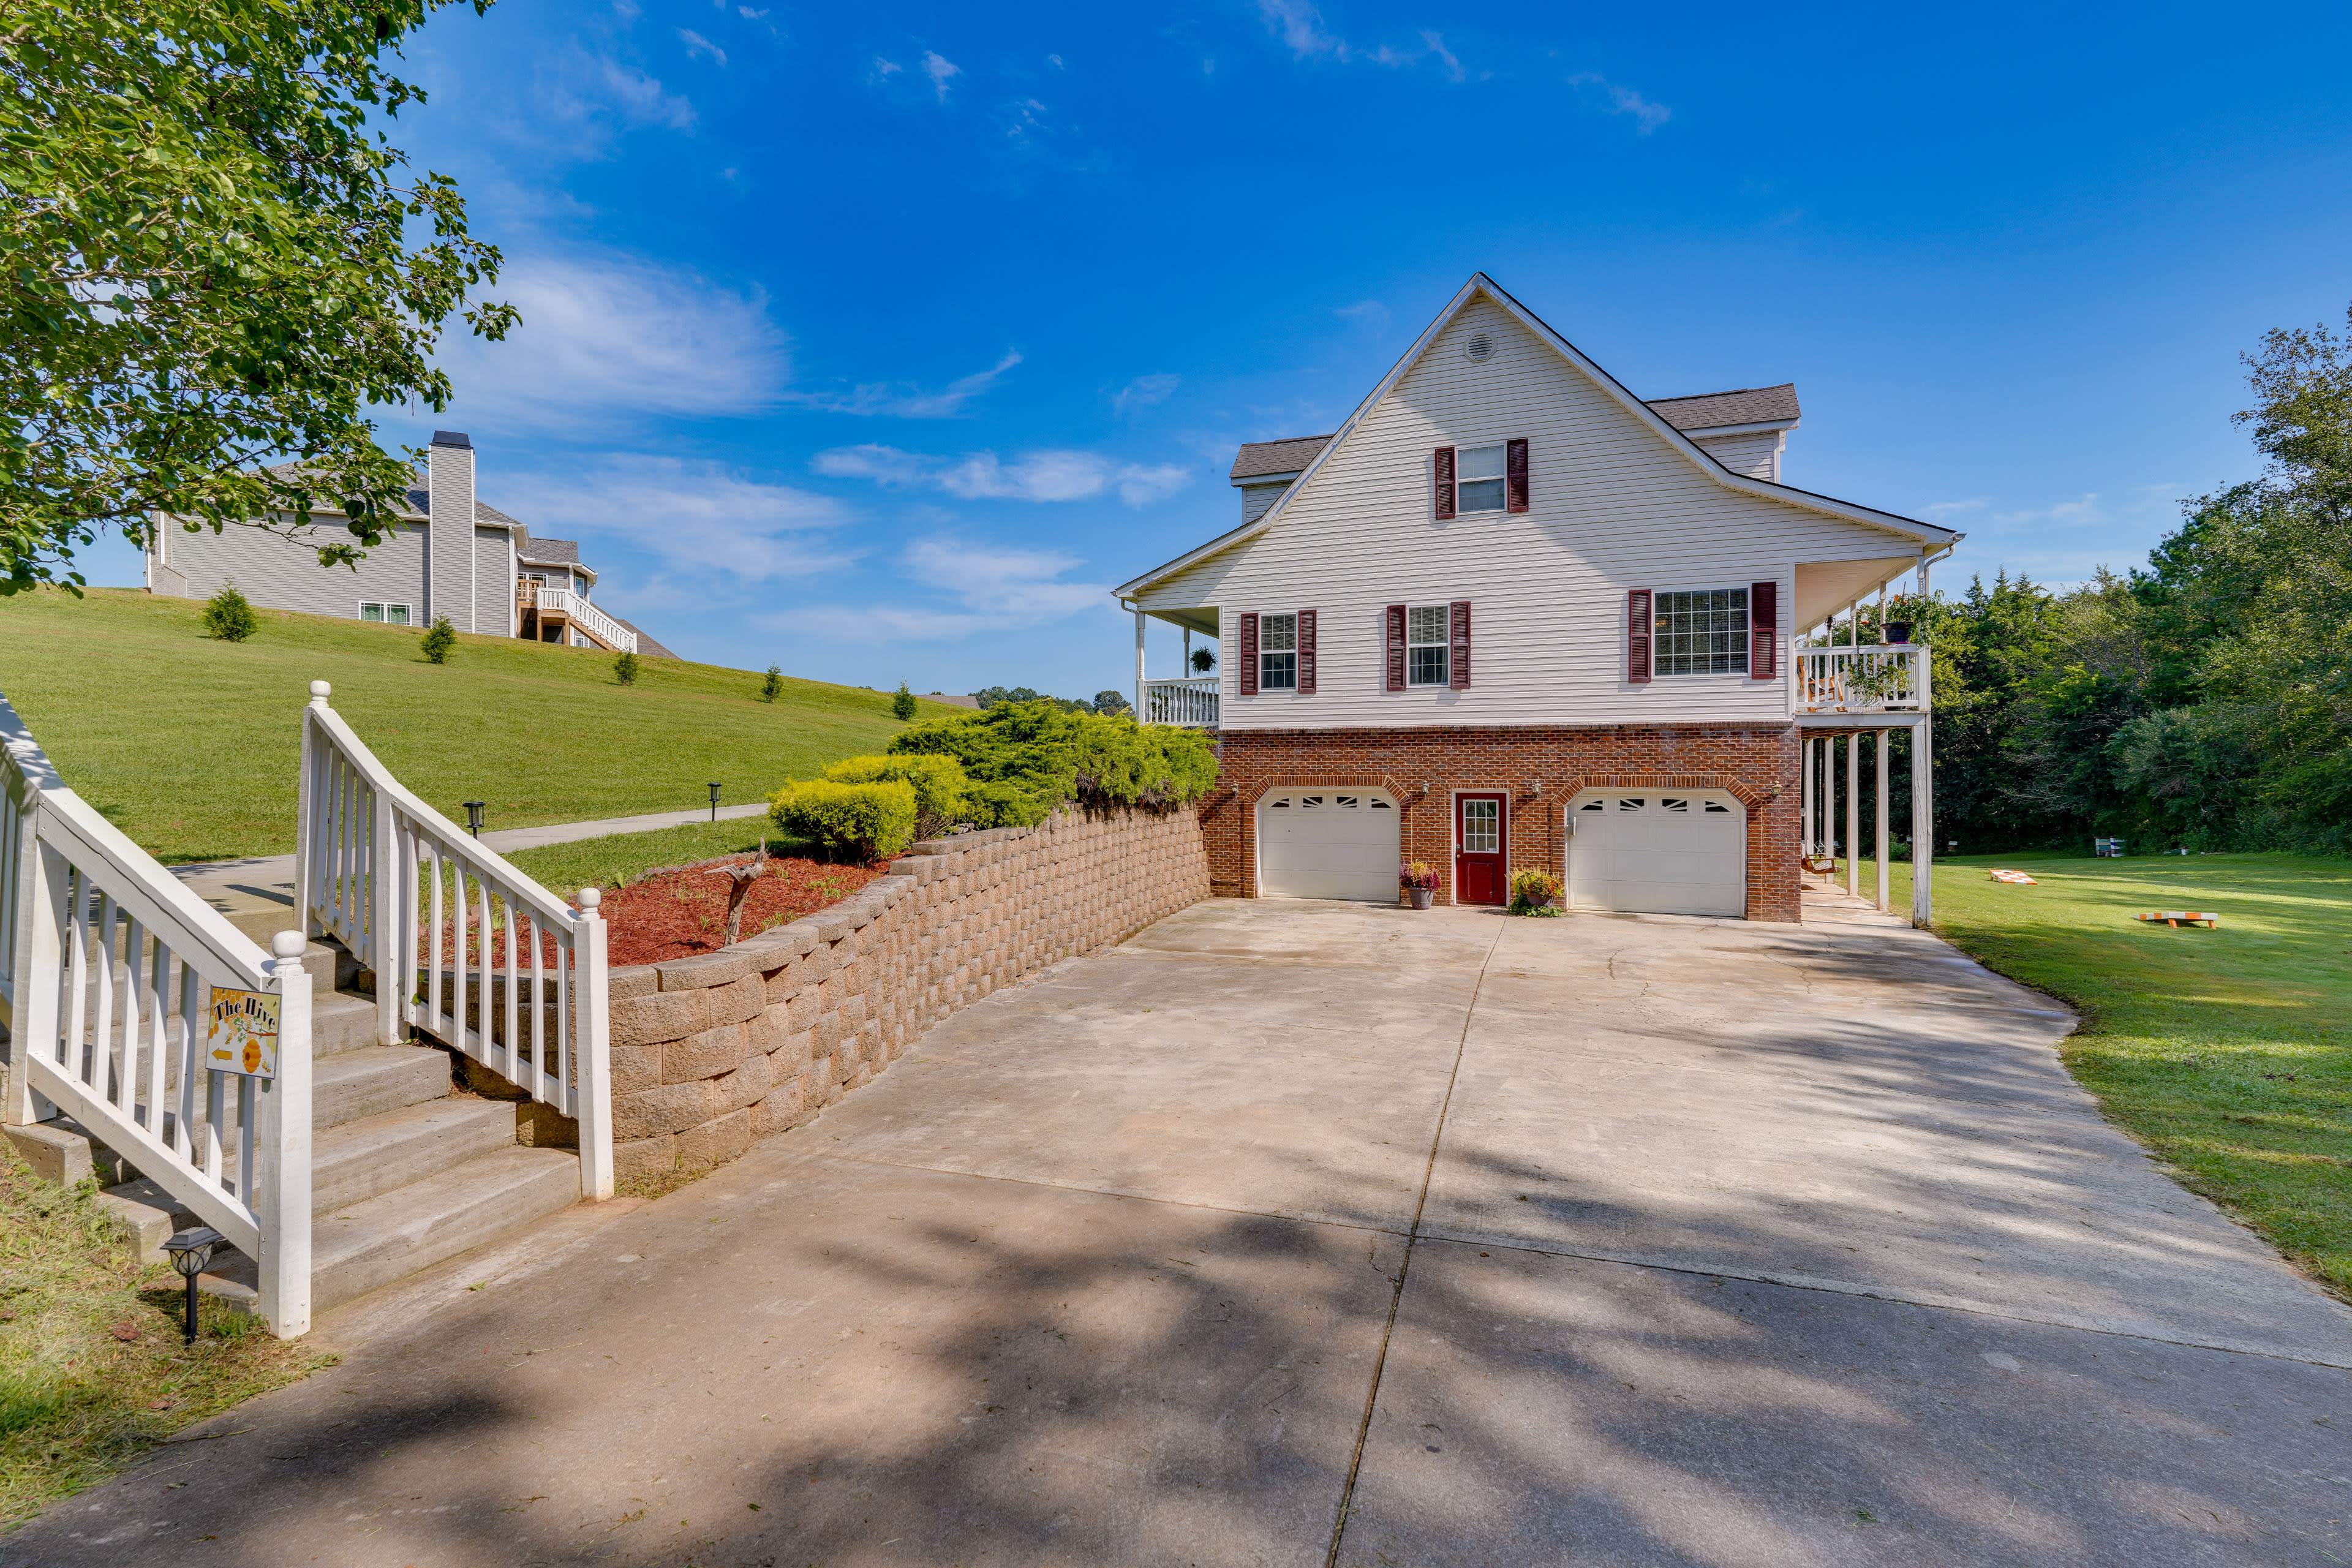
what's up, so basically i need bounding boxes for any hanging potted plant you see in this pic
[1508,867,1564,916]
[1876,593,1926,647]
[1400,860,1439,910]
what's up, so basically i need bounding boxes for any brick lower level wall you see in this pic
[1202,723,1801,923]
[605,807,1210,1180]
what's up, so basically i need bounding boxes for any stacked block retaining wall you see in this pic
[605,807,1210,1179]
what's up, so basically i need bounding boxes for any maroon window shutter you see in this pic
[1506,439,1529,513]
[1627,590,1653,684]
[1449,600,1471,690]
[1297,609,1317,695]
[1433,447,1456,519]
[1385,604,1406,692]
[1749,580,1777,680]
[1238,612,1259,696]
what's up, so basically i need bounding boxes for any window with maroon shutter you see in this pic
[1627,590,1653,683]
[1506,439,1529,513]
[1297,609,1317,695]
[1433,447,1456,519]
[1749,580,1777,680]
[1238,612,1259,695]
[1449,600,1471,689]
[1385,605,1406,691]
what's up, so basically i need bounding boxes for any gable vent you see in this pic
[1464,331,1496,364]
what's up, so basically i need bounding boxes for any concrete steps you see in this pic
[309,1144,579,1311]
[312,1098,521,1214]
[315,1045,452,1129]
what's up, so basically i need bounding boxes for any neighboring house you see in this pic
[1118,274,1960,924]
[144,431,655,657]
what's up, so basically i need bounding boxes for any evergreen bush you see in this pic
[761,664,783,703]
[891,681,916,721]
[614,650,639,685]
[886,700,1218,827]
[420,616,456,663]
[200,582,259,641]
[768,777,918,862]
[824,753,970,840]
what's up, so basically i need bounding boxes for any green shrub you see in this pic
[769,777,918,862]
[761,664,783,703]
[201,582,259,641]
[420,616,456,663]
[614,650,639,685]
[891,681,916,721]
[886,700,1218,827]
[824,753,969,840]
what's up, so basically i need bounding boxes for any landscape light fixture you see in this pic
[707,782,722,823]
[464,802,486,837]
[163,1226,225,1344]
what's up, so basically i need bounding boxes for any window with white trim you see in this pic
[1654,588,1749,675]
[1259,612,1298,690]
[360,602,413,626]
[1407,605,1450,685]
[1455,444,1507,513]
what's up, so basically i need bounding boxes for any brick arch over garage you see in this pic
[1194,725,1801,921]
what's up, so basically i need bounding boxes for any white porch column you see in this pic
[1133,608,1147,722]
[1799,733,1812,858]
[1845,729,1860,897]
[1910,719,1934,927]
[1874,729,1891,911]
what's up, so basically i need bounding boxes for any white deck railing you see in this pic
[1142,677,1219,727]
[3,690,314,1336]
[521,584,636,655]
[1795,645,1930,715]
[296,683,612,1199]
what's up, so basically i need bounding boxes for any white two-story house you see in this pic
[1117,274,1958,924]
[144,431,674,657]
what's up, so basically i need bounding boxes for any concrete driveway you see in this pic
[13,897,2350,1566]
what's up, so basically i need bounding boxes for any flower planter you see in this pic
[1882,621,1913,646]
[1408,888,1434,910]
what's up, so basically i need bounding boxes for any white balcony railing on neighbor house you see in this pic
[1142,677,1219,726]
[518,583,637,655]
[1795,645,1931,715]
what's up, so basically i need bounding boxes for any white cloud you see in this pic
[1047,53,1065,69]
[1336,299,1390,336]
[1112,374,1180,415]
[543,52,696,134]
[782,350,1020,418]
[1569,72,1670,132]
[509,454,858,585]
[1920,497,1991,519]
[677,29,726,66]
[813,445,1189,506]
[873,56,903,78]
[767,538,1110,645]
[922,50,962,101]
[1256,1,1463,74]
[434,255,786,429]
[1419,31,1463,83]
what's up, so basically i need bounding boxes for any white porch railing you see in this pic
[296,683,612,1199]
[1795,645,1931,715]
[1142,677,1219,727]
[3,690,314,1336]
[521,583,636,655]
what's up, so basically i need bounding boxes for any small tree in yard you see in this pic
[891,681,917,720]
[1092,690,1131,716]
[760,664,783,702]
[420,616,456,664]
[614,650,639,685]
[201,582,258,641]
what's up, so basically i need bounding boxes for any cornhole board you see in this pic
[1990,869,2038,884]
[2136,911,2218,929]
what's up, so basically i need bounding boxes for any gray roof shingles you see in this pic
[1229,435,1335,481]
[517,537,581,566]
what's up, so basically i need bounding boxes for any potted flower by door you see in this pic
[1508,867,1564,916]
[1400,861,1438,910]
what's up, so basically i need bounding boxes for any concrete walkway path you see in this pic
[12,897,2349,1566]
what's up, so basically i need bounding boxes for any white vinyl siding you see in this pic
[1139,296,1917,729]
[1240,481,1294,524]
[153,516,431,622]
[474,526,514,636]
[1691,430,1785,482]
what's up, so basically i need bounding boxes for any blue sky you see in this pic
[81,0,2352,695]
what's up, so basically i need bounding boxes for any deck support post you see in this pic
[1910,718,1934,927]
[1799,733,1812,859]
[1845,729,1860,898]
[1874,729,1891,911]
[1133,607,1147,725]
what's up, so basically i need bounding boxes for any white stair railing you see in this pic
[2,689,313,1338]
[295,682,612,1199]
[1143,677,1219,726]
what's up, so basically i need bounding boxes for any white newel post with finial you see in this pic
[255,929,314,1338]
[575,887,614,1199]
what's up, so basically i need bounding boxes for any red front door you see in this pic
[1455,793,1507,906]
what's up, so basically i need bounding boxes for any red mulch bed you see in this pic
[594,853,883,967]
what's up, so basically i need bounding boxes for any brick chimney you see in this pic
[428,431,475,632]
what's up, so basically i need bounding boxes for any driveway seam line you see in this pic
[1406,1231,2352,1368]
[1324,913,1509,1568]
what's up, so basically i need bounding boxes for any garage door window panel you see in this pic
[1654,589,1750,676]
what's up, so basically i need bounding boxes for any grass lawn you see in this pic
[0,1142,332,1528]
[0,588,966,862]
[1868,851,2351,1300]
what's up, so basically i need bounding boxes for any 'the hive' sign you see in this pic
[206,987,280,1079]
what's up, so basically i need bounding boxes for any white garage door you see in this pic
[1257,790,1401,902]
[1566,791,1746,916]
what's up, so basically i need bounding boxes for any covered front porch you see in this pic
[1129,603,1220,727]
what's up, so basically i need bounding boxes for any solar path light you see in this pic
[708,782,722,822]
[464,801,486,837]
[164,1227,226,1344]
